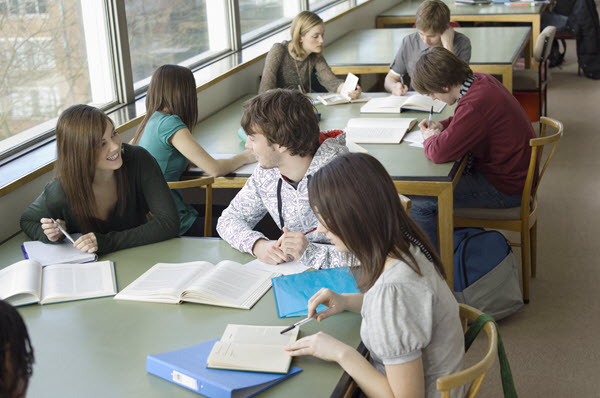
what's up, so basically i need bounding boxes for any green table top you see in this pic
[2,234,362,398]
[326,26,531,67]
[380,0,546,17]
[193,93,461,182]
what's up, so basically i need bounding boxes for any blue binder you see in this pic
[271,267,360,318]
[146,339,302,398]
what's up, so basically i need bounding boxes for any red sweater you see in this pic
[424,73,535,195]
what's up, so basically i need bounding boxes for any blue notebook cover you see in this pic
[146,339,302,398]
[271,267,360,318]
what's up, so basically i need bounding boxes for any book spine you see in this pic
[146,355,231,398]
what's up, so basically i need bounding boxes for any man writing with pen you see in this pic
[217,89,349,268]
[384,0,471,96]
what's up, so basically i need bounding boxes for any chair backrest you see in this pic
[399,193,411,215]
[167,176,215,237]
[535,26,557,63]
[521,117,563,219]
[436,304,498,398]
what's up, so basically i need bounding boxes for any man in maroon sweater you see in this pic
[409,47,535,249]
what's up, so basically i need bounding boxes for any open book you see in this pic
[22,237,97,266]
[360,93,446,114]
[345,117,417,144]
[317,73,370,105]
[207,324,299,374]
[114,261,279,309]
[0,259,116,306]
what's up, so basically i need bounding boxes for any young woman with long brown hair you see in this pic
[20,105,179,255]
[131,64,255,236]
[259,11,361,98]
[284,153,465,398]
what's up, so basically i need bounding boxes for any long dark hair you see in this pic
[308,153,445,291]
[131,64,198,145]
[0,300,34,398]
[55,105,129,231]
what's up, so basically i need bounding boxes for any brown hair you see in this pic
[0,300,34,398]
[55,105,129,231]
[308,153,445,292]
[131,64,198,145]
[412,47,473,95]
[241,89,320,157]
[290,11,324,59]
[415,0,450,34]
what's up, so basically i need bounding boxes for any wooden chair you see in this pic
[513,26,557,121]
[437,304,498,398]
[399,193,411,215]
[454,117,563,303]
[167,176,214,237]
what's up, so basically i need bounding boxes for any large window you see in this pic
[0,0,115,156]
[125,0,230,91]
[239,0,299,44]
[1,0,359,162]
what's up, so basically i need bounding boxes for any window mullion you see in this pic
[228,0,242,52]
[105,0,134,104]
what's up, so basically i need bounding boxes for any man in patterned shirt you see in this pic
[217,89,349,268]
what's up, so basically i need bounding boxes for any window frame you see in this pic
[0,0,364,167]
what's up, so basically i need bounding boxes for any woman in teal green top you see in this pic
[131,65,255,236]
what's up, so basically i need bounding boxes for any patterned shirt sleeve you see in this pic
[299,241,349,269]
[216,171,271,255]
[313,54,343,93]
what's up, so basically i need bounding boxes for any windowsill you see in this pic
[0,0,373,198]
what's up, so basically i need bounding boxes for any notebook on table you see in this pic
[22,237,97,266]
[360,93,446,114]
[271,267,360,318]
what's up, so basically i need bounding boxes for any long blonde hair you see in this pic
[290,11,323,59]
[130,64,198,145]
[55,105,129,231]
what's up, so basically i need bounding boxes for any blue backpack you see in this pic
[453,228,523,320]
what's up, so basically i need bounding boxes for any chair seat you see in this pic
[513,70,539,91]
[454,206,521,220]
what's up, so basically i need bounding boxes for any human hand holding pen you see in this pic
[277,227,310,261]
[40,218,67,242]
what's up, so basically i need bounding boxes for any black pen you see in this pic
[428,105,433,128]
[280,306,335,334]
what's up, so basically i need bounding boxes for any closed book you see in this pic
[271,267,360,318]
[147,339,302,398]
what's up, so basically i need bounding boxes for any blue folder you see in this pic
[147,339,302,398]
[271,267,360,318]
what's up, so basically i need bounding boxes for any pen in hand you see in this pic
[280,306,336,334]
[51,218,75,244]
[428,105,433,128]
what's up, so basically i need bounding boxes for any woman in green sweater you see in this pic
[20,105,179,255]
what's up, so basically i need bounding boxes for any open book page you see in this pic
[207,325,299,373]
[23,237,97,266]
[115,262,213,303]
[360,94,445,113]
[0,260,42,306]
[346,118,417,144]
[402,94,446,113]
[403,130,425,148]
[183,260,278,309]
[40,261,117,304]
[189,154,258,176]
[245,259,309,276]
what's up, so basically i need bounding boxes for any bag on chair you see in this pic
[453,228,523,320]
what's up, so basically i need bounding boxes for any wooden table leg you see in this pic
[437,183,454,291]
[501,66,513,93]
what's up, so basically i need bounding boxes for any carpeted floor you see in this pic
[465,37,600,397]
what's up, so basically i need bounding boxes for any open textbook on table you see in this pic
[360,93,446,114]
[0,259,116,306]
[115,260,279,309]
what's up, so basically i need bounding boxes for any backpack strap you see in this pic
[465,313,519,398]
